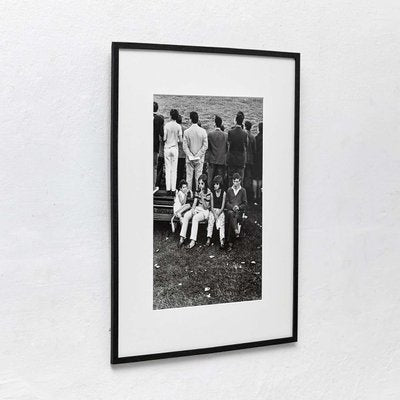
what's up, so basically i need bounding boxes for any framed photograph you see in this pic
[111,42,300,363]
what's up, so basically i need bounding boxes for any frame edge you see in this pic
[110,42,120,364]
[110,42,300,364]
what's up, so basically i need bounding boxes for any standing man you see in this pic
[163,109,182,195]
[183,111,208,191]
[207,115,228,188]
[153,101,164,192]
[227,111,247,186]
[243,120,256,202]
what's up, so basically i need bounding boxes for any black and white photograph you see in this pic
[153,94,264,310]
[111,42,299,363]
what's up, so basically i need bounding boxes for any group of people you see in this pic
[153,101,263,202]
[153,101,263,250]
[173,173,247,251]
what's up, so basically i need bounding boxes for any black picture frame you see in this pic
[111,42,300,364]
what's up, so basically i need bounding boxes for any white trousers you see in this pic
[180,207,209,241]
[207,208,225,240]
[164,146,178,191]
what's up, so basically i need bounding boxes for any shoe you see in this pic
[227,243,233,252]
[178,237,185,248]
[206,238,211,247]
[220,239,225,249]
[187,240,196,249]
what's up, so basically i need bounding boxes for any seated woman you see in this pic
[173,180,191,221]
[206,175,226,249]
[179,174,211,249]
[171,179,191,233]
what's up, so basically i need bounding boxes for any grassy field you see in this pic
[153,205,262,310]
[154,94,263,134]
[153,94,263,310]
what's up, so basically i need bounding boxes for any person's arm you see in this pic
[159,116,164,143]
[178,191,186,205]
[163,124,168,142]
[195,131,208,158]
[191,197,198,211]
[176,203,189,216]
[239,188,248,211]
[178,125,183,143]
[183,131,195,158]
[156,116,164,143]
[243,132,248,164]
[210,193,217,218]
[225,189,233,210]
[218,192,227,215]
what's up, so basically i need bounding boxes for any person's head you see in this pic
[244,120,252,131]
[213,175,223,191]
[232,173,241,189]
[198,174,208,193]
[235,111,244,126]
[190,111,199,124]
[176,114,182,124]
[258,122,263,135]
[153,102,158,112]
[170,109,179,121]
[178,179,187,192]
[215,115,222,128]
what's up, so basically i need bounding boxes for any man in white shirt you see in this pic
[163,109,182,194]
[183,111,208,191]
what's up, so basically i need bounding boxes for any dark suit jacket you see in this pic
[226,187,247,211]
[227,126,247,167]
[153,113,164,153]
[207,128,228,165]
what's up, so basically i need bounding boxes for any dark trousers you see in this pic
[226,209,242,244]
[153,152,158,188]
[244,164,253,202]
[177,157,186,185]
[156,157,165,189]
[207,163,226,188]
[227,166,244,187]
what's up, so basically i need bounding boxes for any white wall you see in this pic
[1,1,399,398]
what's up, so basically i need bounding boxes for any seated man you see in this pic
[225,173,247,251]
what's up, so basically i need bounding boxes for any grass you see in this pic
[154,94,263,134]
[153,204,262,310]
